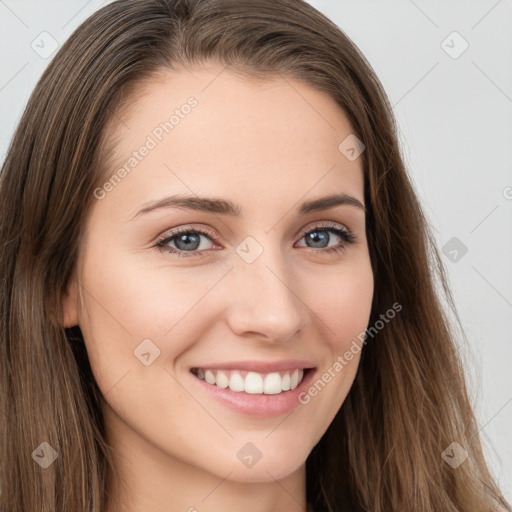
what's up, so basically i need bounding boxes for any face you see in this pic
[63,64,374,484]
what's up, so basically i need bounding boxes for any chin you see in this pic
[209,443,309,484]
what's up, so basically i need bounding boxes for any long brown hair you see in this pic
[0,1,509,510]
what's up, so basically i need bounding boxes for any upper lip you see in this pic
[190,360,317,373]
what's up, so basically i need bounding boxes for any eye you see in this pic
[155,221,356,258]
[295,222,356,255]
[155,226,219,258]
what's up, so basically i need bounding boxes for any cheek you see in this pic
[305,260,374,349]
[296,260,373,422]
[75,246,227,386]
[78,244,205,338]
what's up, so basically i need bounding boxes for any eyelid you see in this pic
[297,220,352,239]
[156,224,220,244]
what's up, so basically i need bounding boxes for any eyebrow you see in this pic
[129,192,366,221]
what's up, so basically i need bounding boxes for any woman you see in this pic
[0,0,509,511]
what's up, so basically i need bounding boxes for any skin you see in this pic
[62,64,374,512]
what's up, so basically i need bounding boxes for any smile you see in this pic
[191,368,308,395]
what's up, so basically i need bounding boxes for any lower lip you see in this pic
[189,368,317,418]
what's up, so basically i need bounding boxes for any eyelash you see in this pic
[154,222,357,258]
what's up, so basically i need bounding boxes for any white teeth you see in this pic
[228,371,245,392]
[281,373,291,391]
[245,372,263,394]
[290,369,300,390]
[216,370,229,389]
[194,368,307,395]
[263,372,282,394]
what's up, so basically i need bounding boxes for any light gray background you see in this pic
[1,0,511,501]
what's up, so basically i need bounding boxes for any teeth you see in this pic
[290,369,300,389]
[263,372,282,394]
[229,371,245,392]
[216,370,229,389]
[245,372,263,394]
[194,368,306,395]
[281,372,291,391]
[204,370,215,385]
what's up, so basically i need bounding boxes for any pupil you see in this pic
[308,231,328,248]
[176,233,200,251]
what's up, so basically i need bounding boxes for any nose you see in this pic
[224,245,307,343]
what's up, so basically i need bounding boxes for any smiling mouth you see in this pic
[190,367,313,395]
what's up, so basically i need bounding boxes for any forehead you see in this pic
[97,65,365,220]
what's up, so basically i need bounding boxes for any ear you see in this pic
[62,276,80,328]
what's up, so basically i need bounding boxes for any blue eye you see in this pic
[155,222,356,258]
[296,222,356,254]
[156,228,215,256]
